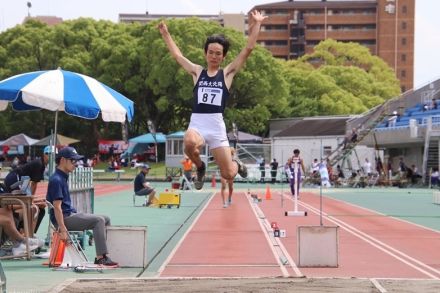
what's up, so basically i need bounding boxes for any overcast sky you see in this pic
[0,0,438,88]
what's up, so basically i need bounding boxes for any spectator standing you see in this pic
[326,158,334,183]
[388,111,398,127]
[180,156,194,190]
[363,158,372,176]
[350,128,358,143]
[259,157,266,183]
[399,157,407,176]
[337,165,345,179]
[431,167,439,188]
[375,156,384,175]
[270,158,279,184]
[387,159,393,177]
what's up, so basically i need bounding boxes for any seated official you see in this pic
[46,147,118,267]
[134,164,156,206]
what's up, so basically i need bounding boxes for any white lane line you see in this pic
[370,278,388,293]
[246,192,301,277]
[288,194,440,279]
[266,190,305,276]
[317,192,440,235]
[167,264,281,267]
[300,197,440,278]
[157,192,216,276]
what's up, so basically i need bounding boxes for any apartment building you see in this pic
[119,12,246,33]
[252,0,414,91]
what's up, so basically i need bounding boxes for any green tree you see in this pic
[0,20,402,156]
[284,39,401,116]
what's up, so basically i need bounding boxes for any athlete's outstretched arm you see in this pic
[158,21,202,81]
[224,10,267,82]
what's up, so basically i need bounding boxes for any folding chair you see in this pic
[45,201,88,253]
[180,174,193,191]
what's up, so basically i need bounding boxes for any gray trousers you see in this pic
[64,213,110,256]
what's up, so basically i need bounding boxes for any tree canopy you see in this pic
[0,18,401,155]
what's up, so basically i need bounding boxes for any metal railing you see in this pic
[68,167,94,214]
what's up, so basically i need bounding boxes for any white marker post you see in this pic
[285,157,307,217]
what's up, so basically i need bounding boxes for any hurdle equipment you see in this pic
[285,157,307,217]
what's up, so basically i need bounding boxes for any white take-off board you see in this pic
[298,226,339,267]
[106,226,147,267]
[433,191,440,204]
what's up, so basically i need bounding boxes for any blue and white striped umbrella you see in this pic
[0,69,134,123]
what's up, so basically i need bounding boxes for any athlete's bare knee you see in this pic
[184,146,199,158]
[220,169,234,181]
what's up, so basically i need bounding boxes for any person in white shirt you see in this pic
[388,111,398,127]
[431,167,439,187]
[363,158,372,176]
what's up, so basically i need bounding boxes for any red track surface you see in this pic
[161,190,284,277]
[34,182,131,198]
[161,189,440,279]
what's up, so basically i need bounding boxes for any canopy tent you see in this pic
[0,133,39,146]
[122,143,150,158]
[166,131,185,138]
[122,133,166,158]
[227,130,262,143]
[34,134,80,146]
[129,132,166,144]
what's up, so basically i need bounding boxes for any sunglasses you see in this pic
[67,158,78,164]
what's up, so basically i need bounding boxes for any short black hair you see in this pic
[204,34,230,56]
[293,149,300,155]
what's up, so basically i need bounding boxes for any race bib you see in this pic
[197,87,222,106]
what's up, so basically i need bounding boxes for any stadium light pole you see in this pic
[147,119,158,163]
[27,1,32,17]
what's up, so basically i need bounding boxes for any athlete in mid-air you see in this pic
[158,10,267,190]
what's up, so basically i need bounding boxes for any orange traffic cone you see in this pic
[211,174,216,187]
[265,184,272,200]
[48,231,67,267]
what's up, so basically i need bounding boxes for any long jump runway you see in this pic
[159,189,286,277]
[160,188,440,280]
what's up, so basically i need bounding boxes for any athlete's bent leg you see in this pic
[184,129,207,190]
[212,146,237,180]
[183,129,204,168]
